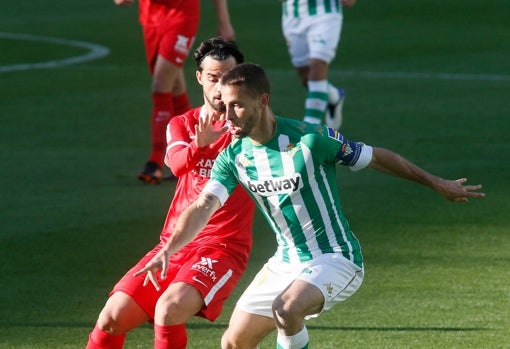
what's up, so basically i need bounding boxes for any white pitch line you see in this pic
[268,68,510,83]
[330,69,510,82]
[2,32,509,83]
[0,32,110,73]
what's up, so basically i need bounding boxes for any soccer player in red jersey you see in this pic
[86,37,253,349]
[113,0,236,183]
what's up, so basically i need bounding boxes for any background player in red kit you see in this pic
[86,37,253,349]
[113,0,236,183]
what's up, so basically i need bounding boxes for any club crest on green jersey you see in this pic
[283,142,299,157]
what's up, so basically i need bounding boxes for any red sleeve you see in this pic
[164,110,207,176]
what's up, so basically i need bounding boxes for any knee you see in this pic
[222,325,268,349]
[220,332,233,349]
[96,309,126,335]
[95,300,138,335]
[272,296,290,320]
[154,294,194,325]
[95,291,149,335]
[220,329,244,349]
[272,295,302,329]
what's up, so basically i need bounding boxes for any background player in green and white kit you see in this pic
[135,63,485,349]
[281,0,357,129]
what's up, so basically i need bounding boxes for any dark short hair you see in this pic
[220,63,270,98]
[194,37,244,71]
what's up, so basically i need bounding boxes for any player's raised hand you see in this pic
[435,178,485,203]
[341,0,357,7]
[217,22,235,42]
[113,0,135,7]
[133,249,171,291]
[195,111,229,148]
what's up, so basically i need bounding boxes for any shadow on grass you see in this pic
[305,325,487,332]
[0,322,488,332]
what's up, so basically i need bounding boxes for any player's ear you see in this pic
[260,93,269,108]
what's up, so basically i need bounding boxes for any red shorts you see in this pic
[139,0,200,71]
[111,241,248,322]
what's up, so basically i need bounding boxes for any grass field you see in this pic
[1,0,509,348]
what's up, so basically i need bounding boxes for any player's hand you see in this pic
[114,0,135,7]
[195,111,229,148]
[217,23,235,42]
[436,178,485,203]
[341,0,357,7]
[133,249,171,291]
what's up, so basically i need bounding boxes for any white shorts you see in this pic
[235,253,364,319]
[282,13,343,67]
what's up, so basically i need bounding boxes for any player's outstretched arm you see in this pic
[368,147,485,202]
[133,191,222,290]
[213,0,235,41]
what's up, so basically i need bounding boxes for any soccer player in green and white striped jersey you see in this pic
[135,63,485,349]
[211,110,366,268]
[281,0,357,129]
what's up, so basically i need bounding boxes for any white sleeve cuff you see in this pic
[203,180,230,206]
[350,144,373,172]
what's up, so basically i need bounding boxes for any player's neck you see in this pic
[250,109,276,146]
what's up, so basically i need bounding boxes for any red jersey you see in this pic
[109,106,254,322]
[162,106,255,257]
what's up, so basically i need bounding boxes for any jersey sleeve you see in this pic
[164,114,204,176]
[203,179,230,206]
[203,149,239,206]
[323,126,373,171]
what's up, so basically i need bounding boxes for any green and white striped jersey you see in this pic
[205,116,372,268]
[282,0,343,18]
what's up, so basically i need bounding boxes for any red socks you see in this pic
[85,323,187,349]
[172,93,191,117]
[86,324,126,349]
[149,92,174,167]
[154,324,188,349]
[148,92,191,167]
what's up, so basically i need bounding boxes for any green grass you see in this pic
[1,0,509,348]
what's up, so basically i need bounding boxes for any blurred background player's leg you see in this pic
[137,1,197,183]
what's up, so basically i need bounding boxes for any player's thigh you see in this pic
[110,246,178,321]
[171,245,249,321]
[235,260,297,319]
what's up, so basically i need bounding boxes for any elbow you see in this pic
[164,152,186,177]
[164,152,172,171]
[195,192,221,218]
